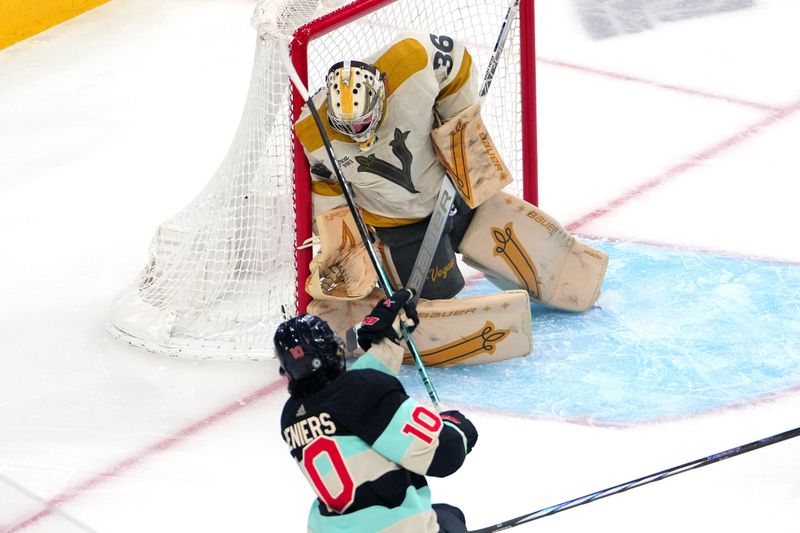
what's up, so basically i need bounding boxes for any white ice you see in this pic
[1,0,799,532]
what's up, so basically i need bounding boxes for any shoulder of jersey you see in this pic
[328,368,403,409]
[342,367,402,392]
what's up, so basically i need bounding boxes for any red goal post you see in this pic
[108,0,537,360]
[290,0,538,313]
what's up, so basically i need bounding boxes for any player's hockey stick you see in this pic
[280,45,442,409]
[468,425,800,532]
[406,0,522,302]
[1,473,102,533]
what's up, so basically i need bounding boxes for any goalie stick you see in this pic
[279,43,442,410]
[406,0,522,302]
[468,425,800,532]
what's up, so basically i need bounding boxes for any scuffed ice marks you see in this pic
[400,240,800,425]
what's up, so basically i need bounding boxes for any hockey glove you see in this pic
[356,288,420,351]
[440,410,478,454]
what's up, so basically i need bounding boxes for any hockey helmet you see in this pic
[325,60,386,145]
[274,314,345,382]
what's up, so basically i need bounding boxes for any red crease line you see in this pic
[566,99,800,232]
[4,379,286,533]
[538,57,781,112]
[577,233,800,267]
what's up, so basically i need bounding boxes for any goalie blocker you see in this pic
[430,102,608,312]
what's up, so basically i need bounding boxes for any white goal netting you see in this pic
[108,0,533,360]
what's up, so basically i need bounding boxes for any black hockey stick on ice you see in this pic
[280,45,442,409]
[406,0,522,302]
[1,473,102,533]
[468,425,800,532]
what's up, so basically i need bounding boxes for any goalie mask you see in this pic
[274,314,345,383]
[326,60,386,147]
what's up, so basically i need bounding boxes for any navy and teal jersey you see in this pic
[280,349,469,532]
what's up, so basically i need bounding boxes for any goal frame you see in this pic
[289,0,538,313]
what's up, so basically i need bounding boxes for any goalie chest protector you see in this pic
[295,32,479,227]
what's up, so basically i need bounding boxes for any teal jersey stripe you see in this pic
[443,421,468,453]
[370,398,418,464]
[350,351,394,375]
[308,485,433,533]
[334,435,372,458]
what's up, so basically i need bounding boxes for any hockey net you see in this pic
[108,0,537,360]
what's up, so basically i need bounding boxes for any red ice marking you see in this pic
[538,57,780,112]
[4,378,287,532]
[577,233,800,267]
[566,99,800,233]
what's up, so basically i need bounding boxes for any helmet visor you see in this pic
[325,62,385,142]
[350,114,375,134]
[328,107,380,139]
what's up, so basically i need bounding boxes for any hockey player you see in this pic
[295,32,608,366]
[275,288,478,532]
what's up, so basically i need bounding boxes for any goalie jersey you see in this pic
[295,32,479,227]
[280,342,470,533]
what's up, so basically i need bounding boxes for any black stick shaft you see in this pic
[479,0,521,98]
[407,0,521,302]
[470,426,800,532]
[303,99,441,407]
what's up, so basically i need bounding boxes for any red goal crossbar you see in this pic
[290,0,537,313]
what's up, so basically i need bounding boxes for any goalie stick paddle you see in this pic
[468,425,800,532]
[406,0,522,302]
[406,178,457,300]
[280,44,442,410]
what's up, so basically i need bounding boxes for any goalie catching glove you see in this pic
[305,206,377,301]
[356,288,420,351]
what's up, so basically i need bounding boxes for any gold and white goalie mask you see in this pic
[325,60,386,148]
[297,33,481,223]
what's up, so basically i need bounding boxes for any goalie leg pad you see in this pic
[308,288,533,367]
[431,103,514,208]
[306,206,377,301]
[459,191,608,312]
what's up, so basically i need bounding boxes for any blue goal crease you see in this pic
[397,240,800,425]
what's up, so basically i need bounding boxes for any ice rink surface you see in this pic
[1,0,799,531]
